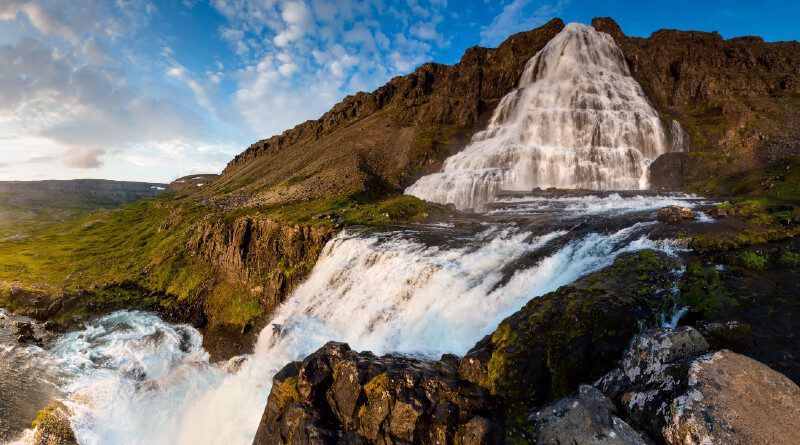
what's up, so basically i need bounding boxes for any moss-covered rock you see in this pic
[460,250,681,436]
[31,401,77,445]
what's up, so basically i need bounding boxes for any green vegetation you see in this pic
[0,190,441,331]
[678,259,735,316]
[736,251,768,269]
[779,249,800,267]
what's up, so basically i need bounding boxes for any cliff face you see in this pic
[207,19,565,208]
[591,17,800,188]
[191,215,335,309]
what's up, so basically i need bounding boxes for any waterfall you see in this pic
[406,23,676,210]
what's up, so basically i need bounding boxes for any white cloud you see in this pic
[213,0,449,137]
[0,0,237,181]
[480,0,566,46]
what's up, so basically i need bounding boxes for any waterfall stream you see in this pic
[406,23,682,210]
[1,23,705,445]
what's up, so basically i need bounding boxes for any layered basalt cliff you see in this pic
[591,17,800,189]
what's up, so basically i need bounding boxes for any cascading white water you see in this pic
[406,23,679,210]
[3,192,707,445]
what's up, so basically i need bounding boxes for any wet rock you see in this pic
[529,385,647,445]
[705,207,728,218]
[664,350,800,445]
[253,341,501,445]
[656,206,695,224]
[43,320,59,331]
[595,327,709,437]
[32,401,78,445]
[13,320,38,343]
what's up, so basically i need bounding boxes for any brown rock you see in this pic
[253,342,501,445]
[657,206,695,224]
[32,401,78,445]
[664,350,800,445]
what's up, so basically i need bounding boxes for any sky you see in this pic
[0,0,797,183]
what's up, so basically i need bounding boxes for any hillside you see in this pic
[0,179,165,234]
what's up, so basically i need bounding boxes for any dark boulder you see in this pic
[253,342,501,445]
[595,327,709,437]
[657,206,695,224]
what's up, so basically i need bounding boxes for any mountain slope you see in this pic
[198,19,566,208]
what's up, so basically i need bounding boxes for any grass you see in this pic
[0,191,441,330]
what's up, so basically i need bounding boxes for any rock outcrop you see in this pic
[595,327,710,438]
[664,350,800,445]
[252,342,501,445]
[31,401,78,445]
[657,206,695,224]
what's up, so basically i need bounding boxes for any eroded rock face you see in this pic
[253,342,501,445]
[664,350,800,445]
[529,385,647,445]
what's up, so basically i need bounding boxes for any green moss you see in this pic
[678,259,736,315]
[736,251,768,269]
[275,376,300,410]
[779,249,800,267]
[408,125,465,168]
[363,372,390,398]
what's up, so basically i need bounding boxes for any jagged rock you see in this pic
[253,342,501,445]
[664,350,800,445]
[529,385,648,444]
[32,401,78,445]
[656,206,695,224]
[595,327,709,437]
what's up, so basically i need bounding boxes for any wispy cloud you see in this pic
[211,0,449,136]
[480,0,567,46]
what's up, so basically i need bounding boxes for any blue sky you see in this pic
[0,0,797,182]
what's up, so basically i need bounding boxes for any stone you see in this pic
[12,320,38,343]
[595,327,709,437]
[32,401,78,445]
[529,385,647,445]
[664,350,800,445]
[657,206,695,224]
[253,342,501,445]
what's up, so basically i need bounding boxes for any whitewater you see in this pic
[2,23,704,445]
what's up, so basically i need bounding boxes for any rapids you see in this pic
[405,23,684,210]
[1,192,711,445]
